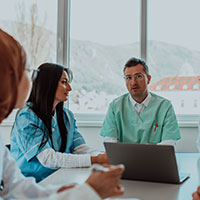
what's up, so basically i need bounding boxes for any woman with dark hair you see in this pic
[10,63,108,182]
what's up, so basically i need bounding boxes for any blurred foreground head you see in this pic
[0,29,27,122]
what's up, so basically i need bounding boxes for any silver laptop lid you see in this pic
[104,142,189,184]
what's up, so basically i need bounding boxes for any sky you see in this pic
[70,0,200,51]
[70,0,140,45]
[0,0,57,32]
[1,0,200,51]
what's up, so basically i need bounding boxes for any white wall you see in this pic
[1,123,199,152]
[176,127,199,152]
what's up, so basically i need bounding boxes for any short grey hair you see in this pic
[123,57,149,75]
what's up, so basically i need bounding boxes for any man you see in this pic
[100,57,180,146]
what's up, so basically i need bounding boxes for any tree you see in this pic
[14,1,56,69]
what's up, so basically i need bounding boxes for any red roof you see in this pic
[150,76,200,91]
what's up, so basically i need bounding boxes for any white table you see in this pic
[39,153,200,200]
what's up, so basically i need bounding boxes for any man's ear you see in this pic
[147,75,151,85]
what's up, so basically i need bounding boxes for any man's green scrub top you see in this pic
[100,93,180,144]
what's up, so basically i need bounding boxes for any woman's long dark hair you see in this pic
[28,63,73,152]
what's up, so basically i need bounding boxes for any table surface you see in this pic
[39,153,200,200]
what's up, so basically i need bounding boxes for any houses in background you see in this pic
[150,75,200,114]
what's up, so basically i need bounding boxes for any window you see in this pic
[0,0,57,122]
[148,0,200,115]
[0,0,57,67]
[69,0,140,114]
[181,100,184,108]
[1,0,200,125]
[194,100,198,108]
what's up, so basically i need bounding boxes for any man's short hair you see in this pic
[123,57,149,75]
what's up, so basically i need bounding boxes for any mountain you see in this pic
[2,17,200,95]
[147,40,200,83]
[70,39,140,95]
[70,39,200,95]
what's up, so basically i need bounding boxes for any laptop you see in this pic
[104,142,190,184]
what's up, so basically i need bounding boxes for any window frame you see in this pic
[1,0,200,128]
[64,0,200,128]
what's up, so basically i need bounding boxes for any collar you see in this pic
[129,92,151,107]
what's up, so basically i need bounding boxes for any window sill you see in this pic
[74,113,200,128]
[1,114,200,128]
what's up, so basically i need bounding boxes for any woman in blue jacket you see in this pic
[10,63,108,182]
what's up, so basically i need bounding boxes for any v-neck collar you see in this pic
[129,93,151,107]
[129,93,152,121]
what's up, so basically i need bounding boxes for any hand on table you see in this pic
[91,152,109,164]
[86,164,124,199]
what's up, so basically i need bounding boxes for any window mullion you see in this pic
[140,0,147,61]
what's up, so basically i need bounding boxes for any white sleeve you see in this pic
[157,140,176,147]
[37,148,92,168]
[103,137,118,143]
[46,183,101,200]
[0,140,101,200]
[1,144,58,199]
[15,183,101,200]
[73,144,100,156]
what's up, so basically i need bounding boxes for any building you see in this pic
[150,75,200,114]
